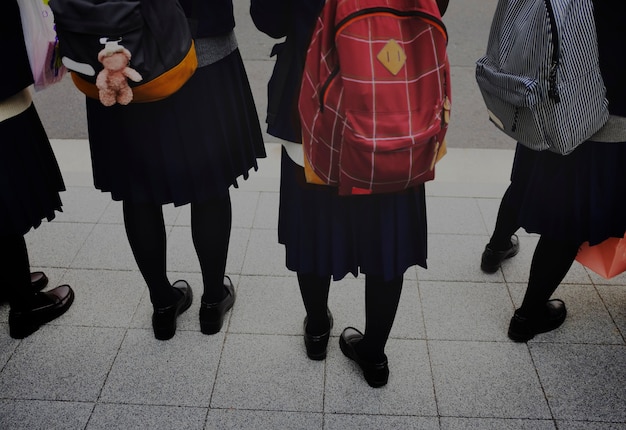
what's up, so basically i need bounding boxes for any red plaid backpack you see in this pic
[298,0,451,195]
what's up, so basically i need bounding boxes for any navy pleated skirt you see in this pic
[85,49,266,205]
[278,148,428,281]
[0,104,65,236]
[508,140,626,246]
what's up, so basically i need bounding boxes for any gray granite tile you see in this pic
[440,417,556,430]
[69,223,135,270]
[325,339,437,416]
[167,226,251,276]
[54,186,111,224]
[390,279,426,339]
[58,269,145,328]
[162,203,184,226]
[530,343,626,422]
[325,414,439,430]
[252,191,279,229]
[233,0,276,61]
[476,197,503,237]
[508,284,624,345]
[241,228,291,277]
[404,264,419,281]
[321,276,365,338]
[100,329,221,407]
[0,400,92,430]
[0,326,124,401]
[555,422,626,430]
[586,268,626,286]
[225,228,253,275]
[0,327,19,368]
[230,190,261,229]
[228,276,303,336]
[211,333,324,412]
[418,234,506,282]
[329,276,425,339]
[88,403,206,430]
[420,281,514,341]
[96,199,124,224]
[426,196,489,235]
[25,222,95,269]
[597,285,626,341]
[429,340,551,419]
[165,226,202,274]
[206,409,322,430]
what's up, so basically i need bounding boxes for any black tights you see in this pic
[489,186,579,315]
[488,186,519,250]
[519,236,579,316]
[298,273,403,361]
[2,234,32,310]
[123,195,231,308]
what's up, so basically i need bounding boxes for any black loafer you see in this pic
[303,309,333,360]
[481,234,520,273]
[30,272,49,291]
[339,327,389,388]
[508,299,567,342]
[199,276,235,335]
[152,280,193,341]
[9,285,75,339]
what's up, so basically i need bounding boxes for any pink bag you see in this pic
[576,234,626,279]
[17,0,67,91]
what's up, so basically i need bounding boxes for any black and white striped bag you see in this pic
[475,0,609,155]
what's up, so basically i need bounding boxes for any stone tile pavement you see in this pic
[3,0,625,428]
[0,141,624,430]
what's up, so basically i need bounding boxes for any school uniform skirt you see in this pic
[507,140,626,246]
[0,104,64,236]
[85,49,266,206]
[278,148,428,281]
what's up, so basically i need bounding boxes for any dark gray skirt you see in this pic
[0,104,64,236]
[86,49,266,205]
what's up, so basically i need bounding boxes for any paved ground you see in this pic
[2,1,625,429]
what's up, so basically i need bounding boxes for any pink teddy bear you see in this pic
[95,43,142,106]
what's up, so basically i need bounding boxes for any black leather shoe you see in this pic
[508,299,567,342]
[339,327,389,388]
[481,234,520,273]
[152,280,193,341]
[9,285,74,339]
[199,276,235,335]
[30,272,49,291]
[303,309,333,360]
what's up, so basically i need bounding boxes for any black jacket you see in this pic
[179,0,235,38]
[250,0,325,143]
[1,1,34,101]
[593,1,626,116]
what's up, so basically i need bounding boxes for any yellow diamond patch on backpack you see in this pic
[377,39,407,75]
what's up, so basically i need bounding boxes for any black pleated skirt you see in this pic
[0,104,65,236]
[278,148,428,281]
[85,49,266,205]
[508,140,626,246]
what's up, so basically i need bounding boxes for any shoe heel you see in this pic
[200,317,223,335]
[153,324,176,341]
[8,318,38,339]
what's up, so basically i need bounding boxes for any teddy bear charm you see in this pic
[95,39,143,106]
